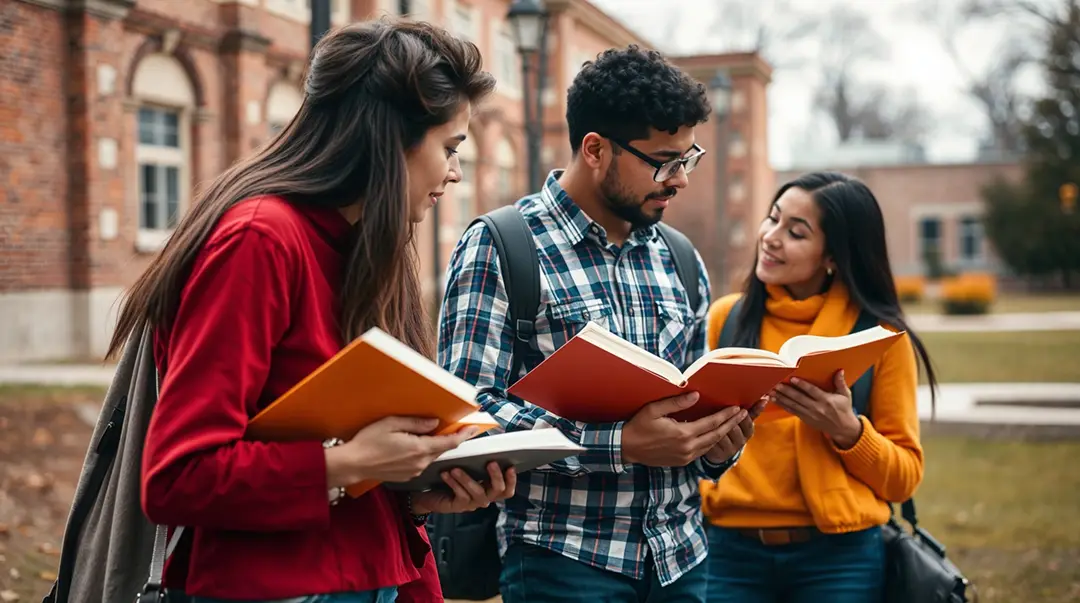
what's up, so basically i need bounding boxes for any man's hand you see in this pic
[703,398,767,464]
[621,392,748,467]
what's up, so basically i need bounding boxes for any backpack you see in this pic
[718,299,972,603]
[43,326,187,603]
[426,204,702,600]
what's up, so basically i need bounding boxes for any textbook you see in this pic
[385,428,586,492]
[507,321,904,423]
[245,327,498,497]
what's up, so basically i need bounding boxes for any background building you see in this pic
[775,160,1024,280]
[0,0,772,362]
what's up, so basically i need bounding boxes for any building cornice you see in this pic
[18,0,135,20]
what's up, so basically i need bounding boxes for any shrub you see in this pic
[895,275,927,303]
[941,272,996,315]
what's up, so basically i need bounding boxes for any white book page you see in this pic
[361,327,479,403]
[577,322,684,383]
[777,326,894,365]
[435,428,584,462]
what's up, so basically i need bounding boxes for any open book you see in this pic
[245,327,498,497]
[385,428,586,492]
[507,321,904,423]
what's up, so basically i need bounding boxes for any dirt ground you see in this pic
[0,386,101,603]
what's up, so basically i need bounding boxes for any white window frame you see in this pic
[958,215,985,263]
[135,105,189,253]
[449,1,477,42]
[493,22,521,99]
[269,0,350,25]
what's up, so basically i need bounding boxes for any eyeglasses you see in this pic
[606,137,707,183]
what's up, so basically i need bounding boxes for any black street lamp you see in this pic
[507,0,550,193]
[310,0,332,50]
[709,70,733,292]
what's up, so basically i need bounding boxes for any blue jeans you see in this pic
[499,542,708,603]
[705,525,884,603]
[190,588,397,603]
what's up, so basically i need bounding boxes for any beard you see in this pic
[598,161,675,230]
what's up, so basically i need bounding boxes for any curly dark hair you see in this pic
[566,45,711,153]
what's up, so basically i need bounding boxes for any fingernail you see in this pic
[790,378,800,385]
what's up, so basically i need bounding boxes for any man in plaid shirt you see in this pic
[437,46,761,602]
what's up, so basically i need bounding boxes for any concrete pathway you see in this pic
[918,383,1080,426]
[907,311,1080,332]
[0,363,115,387]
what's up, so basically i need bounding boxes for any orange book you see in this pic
[245,327,497,497]
[507,322,904,423]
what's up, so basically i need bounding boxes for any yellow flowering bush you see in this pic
[940,272,996,315]
[895,275,926,303]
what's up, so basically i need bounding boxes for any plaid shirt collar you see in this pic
[540,169,660,249]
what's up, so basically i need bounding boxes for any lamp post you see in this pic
[709,71,733,292]
[310,0,332,50]
[507,0,550,193]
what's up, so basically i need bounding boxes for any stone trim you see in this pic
[18,0,134,19]
[220,28,272,54]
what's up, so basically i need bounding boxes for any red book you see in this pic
[507,322,904,423]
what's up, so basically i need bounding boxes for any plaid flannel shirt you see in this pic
[436,171,737,586]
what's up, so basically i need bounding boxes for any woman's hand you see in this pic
[410,462,517,515]
[324,417,480,488]
[769,370,863,449]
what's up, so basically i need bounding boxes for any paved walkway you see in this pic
[907,311,1080,332]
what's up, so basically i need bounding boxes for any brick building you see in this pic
[0,0,772,362]
[775,161,1025,279]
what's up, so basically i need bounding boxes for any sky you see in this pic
[588,0,1051,169]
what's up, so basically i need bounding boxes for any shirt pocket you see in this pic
[641,299,696,366]
[540,297,615,353]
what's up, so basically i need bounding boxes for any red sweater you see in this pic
[140,196,441,601]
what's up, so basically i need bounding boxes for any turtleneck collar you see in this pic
[765,279,859,337]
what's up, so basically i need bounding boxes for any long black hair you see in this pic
[731,171,939,403]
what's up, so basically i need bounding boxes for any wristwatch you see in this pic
[323,438,346,506]
[404,492,429,526]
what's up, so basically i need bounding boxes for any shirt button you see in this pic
[583,311,591,319]
[628,306,635,316]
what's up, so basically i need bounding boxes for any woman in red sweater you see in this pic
[105,19,514,603]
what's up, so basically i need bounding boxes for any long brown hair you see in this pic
[108,18,494,360]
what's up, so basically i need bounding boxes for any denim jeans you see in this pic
[705,525,884,603]
[190,587,397,603]
[499,542,708,603]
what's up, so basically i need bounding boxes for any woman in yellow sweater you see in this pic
[700,171,938,603]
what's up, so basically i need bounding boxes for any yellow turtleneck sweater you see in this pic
[699,281,924,533]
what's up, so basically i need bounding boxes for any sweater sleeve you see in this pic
[830,332,924,502]
[141,227,331,532]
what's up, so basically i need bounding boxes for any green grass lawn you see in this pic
[919,330,1080,383]
[905,292,1080,315]
[917,435,1080,602]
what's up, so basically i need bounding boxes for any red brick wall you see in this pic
[0,1,70,291]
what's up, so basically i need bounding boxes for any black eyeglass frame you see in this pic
[604,136,707,183]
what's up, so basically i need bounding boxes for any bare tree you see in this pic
[913,0,1049,156]
[809,7,933,144]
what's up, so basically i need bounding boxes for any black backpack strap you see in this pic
[471,205,540,383]
[656,223,701,313]
[716,298,745,349]
[848,309,879,418]
[844,310,920,525]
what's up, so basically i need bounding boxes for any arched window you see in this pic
[131,52,195,252]
[266,80,303,136]
[495,137,517,203]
